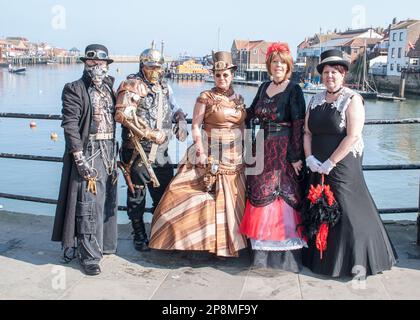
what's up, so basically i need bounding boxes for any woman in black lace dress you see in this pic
[302,49,397,278]
[239,43,307,272]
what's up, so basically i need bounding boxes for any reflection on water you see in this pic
[0,64,419,222]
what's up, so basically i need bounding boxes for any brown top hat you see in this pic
[212,51,237,72]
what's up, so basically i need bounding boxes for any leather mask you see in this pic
[143,67,163,84]
[85,64,109,86]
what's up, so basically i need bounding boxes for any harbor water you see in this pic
[0,63,419,223]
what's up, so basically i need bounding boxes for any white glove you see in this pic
[318,159,336,175]
[305,155,322,173]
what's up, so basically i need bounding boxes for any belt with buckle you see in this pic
[264,122,291,136]
[89,132,114,140]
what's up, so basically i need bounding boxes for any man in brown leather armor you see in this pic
[115,44,187,251]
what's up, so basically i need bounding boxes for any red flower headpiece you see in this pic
[266,42,291,61]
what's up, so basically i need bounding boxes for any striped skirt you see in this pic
[149,146,247,257]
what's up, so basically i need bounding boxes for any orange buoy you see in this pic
[50,132,58,141]
[29,121,37,129]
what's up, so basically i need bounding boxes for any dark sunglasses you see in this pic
[215,73,231,79]
[85,50,109,60]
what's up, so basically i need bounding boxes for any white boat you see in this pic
[204,75,214,83]
[8,65,26,73]
[302,83,326,95]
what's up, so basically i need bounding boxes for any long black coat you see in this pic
[51,72,116,249]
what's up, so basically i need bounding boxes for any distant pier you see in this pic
[109,55,139,63]
[8,56,80,65]
[4,55,141,66]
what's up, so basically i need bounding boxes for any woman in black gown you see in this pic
[302,49,397,278]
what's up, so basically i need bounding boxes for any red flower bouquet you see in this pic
[300,175,341,259]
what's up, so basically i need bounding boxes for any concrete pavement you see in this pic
[1,211,420,300]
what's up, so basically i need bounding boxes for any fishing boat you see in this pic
[353,40,378,100]
[356,89,378,100]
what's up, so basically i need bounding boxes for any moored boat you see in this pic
[8,65,26,73]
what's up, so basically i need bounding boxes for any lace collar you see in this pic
[308,87,356,113]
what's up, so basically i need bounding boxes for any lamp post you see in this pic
[239,49,242,76]
[417,175,420,246]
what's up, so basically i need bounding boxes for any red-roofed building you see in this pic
[232,40,277,70]
[342,37,383,63]
[231,39,279,81]
[6,37,29,57]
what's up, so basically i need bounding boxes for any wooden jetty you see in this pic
[377,93,407,101]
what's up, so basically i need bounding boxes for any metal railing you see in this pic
[1,113,419,244]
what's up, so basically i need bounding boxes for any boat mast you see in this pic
[217,28,221,51]
[363,39,367,92]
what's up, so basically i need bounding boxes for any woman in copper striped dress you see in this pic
[149,51,247,257]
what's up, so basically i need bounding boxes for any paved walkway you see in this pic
[1,211,420,300]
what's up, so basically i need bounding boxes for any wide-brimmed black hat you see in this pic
[317,49,349,74]
[80,44,114,64]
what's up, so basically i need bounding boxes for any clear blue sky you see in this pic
[1,0,419,58]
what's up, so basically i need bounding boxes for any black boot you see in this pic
[131,219,150,252]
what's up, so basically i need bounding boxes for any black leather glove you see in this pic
[173,110,188,142]
[173,119,188,142]
[137,163,152,186]
[73,151,96,180]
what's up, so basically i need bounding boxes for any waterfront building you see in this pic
[407,36,420,72]
[68,47,81,57]
[387,19,420,76]
[231,39,276,81]
[174,59,209,75]
[369,55,388,76]
[297,28,383,80]
[0,40,10,63]
[5,36,29,57]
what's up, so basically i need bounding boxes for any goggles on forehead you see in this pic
[85,50,109,60]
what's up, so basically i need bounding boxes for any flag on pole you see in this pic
[408,41,415,50]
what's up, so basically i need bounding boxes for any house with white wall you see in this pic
[387,20,420,76]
